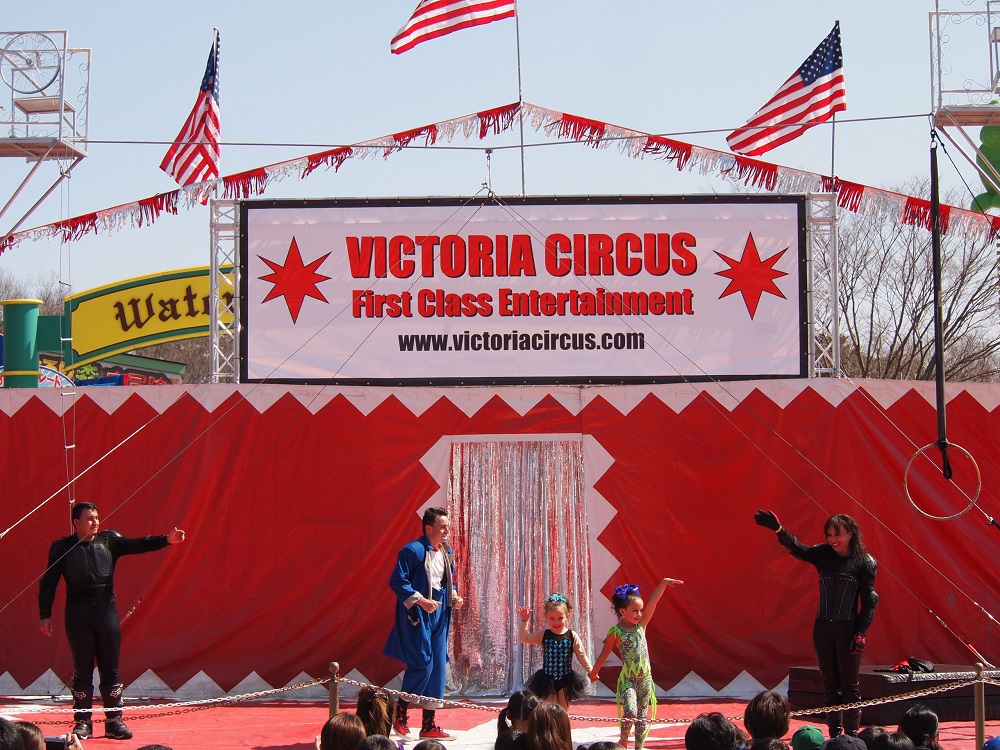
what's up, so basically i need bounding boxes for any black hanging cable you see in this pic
[929,131,953,480]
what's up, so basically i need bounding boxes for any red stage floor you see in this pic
[2,697,997,750]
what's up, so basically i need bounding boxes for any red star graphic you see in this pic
[714,233,788,319]
[258,238,331,323]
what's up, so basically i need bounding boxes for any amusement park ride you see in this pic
[0,30,90,249]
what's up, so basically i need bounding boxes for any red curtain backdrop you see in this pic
[1,381,997,696]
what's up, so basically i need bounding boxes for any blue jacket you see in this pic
[383,535,455,668]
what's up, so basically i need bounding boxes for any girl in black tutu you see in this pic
[518,593,593,708]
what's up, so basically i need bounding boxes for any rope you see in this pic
[7,672,992,730]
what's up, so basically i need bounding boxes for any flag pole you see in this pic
[515,1,526,196]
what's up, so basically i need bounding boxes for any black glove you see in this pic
[753,509,781,532]
[850,633,867,654]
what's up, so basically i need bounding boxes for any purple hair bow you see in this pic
[614,583,640,600]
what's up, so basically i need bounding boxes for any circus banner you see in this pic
[241,196,807,384]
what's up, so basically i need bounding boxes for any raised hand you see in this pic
[753,509,781,532]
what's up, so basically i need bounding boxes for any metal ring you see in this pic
[904,442,981,520]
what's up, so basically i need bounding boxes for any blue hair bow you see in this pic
[547,593,568,604]
[614,583,640,600]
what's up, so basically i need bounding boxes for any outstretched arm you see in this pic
[589,629,619,682]
[640,577,683,627]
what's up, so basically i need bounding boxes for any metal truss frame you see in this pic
[209,200,239,383]
[806,193,841,377]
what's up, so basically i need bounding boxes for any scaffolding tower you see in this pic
[0,30,90,247]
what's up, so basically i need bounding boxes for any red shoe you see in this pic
[419,725,454,741]
[393,716,411,737]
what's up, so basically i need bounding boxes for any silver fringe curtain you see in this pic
[447,438,592,697]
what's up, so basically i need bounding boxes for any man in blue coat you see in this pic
[384,507,464,741]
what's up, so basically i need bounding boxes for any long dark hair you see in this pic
[498,688,541,733]
[824,513,867,558]
[898,704,942,750]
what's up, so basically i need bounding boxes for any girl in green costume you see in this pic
[589,578,683,749]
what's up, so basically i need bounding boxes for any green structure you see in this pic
[0,299,43,388]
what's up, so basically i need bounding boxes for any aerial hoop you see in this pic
[904,442,981,520]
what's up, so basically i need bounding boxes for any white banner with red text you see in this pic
[242,196,807,383]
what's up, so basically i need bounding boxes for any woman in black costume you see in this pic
[754,510,878,739]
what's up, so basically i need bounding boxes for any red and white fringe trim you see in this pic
[2,100,997,257]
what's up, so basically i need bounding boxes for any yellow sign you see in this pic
[65,266,234,370]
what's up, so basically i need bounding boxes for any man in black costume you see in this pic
[754,509,878,738]
[39,502,187,741]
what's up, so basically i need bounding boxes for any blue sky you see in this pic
[0,1,982,292]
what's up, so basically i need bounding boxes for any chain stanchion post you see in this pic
[329,661,340,718]
[975,663,985,750]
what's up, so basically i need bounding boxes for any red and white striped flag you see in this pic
[727,22,846,157]
[391,0,516,55]
[160,30,221,187]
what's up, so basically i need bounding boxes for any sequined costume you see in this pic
[610,623,656,749]
[776,528,879,737]
[523,628,592,702]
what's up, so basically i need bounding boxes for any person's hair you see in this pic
[72,502,98,521]
[824,514,867,558]
[413,741,446,750]
[858,726,889,750]
[136,746,175,750]
[527,702,573,750]
[898,705,941,750]
[497,730,529,750]
[543,594,573,615]
[586,744,626,750]
[872,732,917,750]
[357,736,397,750]
[498,689,542,733]
[753,740,788,750]
[685,712,740,750]
[12,721,44,750]
[0,719,22,750]
[355,686,393,737]
[422,507,448,532]
[743,690,790,741]
[610,583,642,615]
[320,712,367,750]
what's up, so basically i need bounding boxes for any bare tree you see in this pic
[139,338,212,384]
[835,182,1000,382]
[0,268,67,324]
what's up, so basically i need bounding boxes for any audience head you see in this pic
[356,686,393,737]
[743,691,790,741]
[857,726,888,750]
[0,719,21,750]
[527,702,573,750]
[871,732,916,750]
[413,741,446,750]
[822,736,867,750]
[754,740,789,750]
[499,689,542,734]
[496,730,529,750]
[685,712,741,750]
[586,744,625,750]
[790,726,825,750]
[12,721,44,750]
[320,712,367,750]
[357,736,398,750]
[898,704,941,750]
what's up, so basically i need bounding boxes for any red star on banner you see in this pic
[714,233,788,319]
[258,238,331,323]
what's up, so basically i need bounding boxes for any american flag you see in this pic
[160,30,221,187]
[391,0,516,55]
[726,22,845,157]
